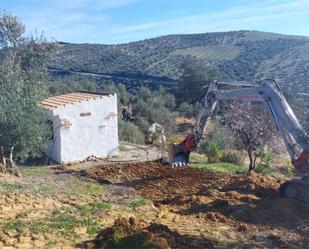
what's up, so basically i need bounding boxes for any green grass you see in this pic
[193,162,246,174]
[78,201,111,216]
[67,178,108,196]
[128,198,149,209]
[19,166,50,176]
[3,219,26,232]
[0,183,29,191]
[3,207,104,238]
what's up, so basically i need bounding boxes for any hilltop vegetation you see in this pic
[50,31,309,105]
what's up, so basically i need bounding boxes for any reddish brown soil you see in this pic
[81,161,309,249]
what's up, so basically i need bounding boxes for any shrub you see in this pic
[118,119,145,144]
[199,139,222,163]
[254,147,274,173]
[285,160,296,177]
[220,151,243,165]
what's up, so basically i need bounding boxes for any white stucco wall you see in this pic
[47,94,118,164]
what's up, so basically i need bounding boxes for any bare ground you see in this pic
[0,160,308,249]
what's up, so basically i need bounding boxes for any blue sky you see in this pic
[1,0,309,44]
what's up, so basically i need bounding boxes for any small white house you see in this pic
[41,92,118,164]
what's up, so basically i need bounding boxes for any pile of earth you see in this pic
[83,217,179,249]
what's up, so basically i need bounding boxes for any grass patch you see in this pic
[29,222,51,233]
[49,209,80,237]
[19,166,50,176]
[67,178,108,196]
[128,198,149,209]
[193,162,246,174]
[78,201,111,216]
[2,207,105,238]
[80,216,102,235]
[3,219,26,232]
[0,183,29,191]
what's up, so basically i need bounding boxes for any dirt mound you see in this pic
[85,217,177,249]
[85,161,281,202]
[223,172,281,198]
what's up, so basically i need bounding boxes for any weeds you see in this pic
[3,219,25,232]
[194,162,246,174]
[19,166,50,176]
[78,201,111,215]
[67,178,108,196]
[128,198,148,209]
[0,183,29,191]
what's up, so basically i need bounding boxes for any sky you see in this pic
[1,0,309,44]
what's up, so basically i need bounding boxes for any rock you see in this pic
[3,238,16,246]
[17,243,33,249]
[33,240,45,248]
[18,236,32,244]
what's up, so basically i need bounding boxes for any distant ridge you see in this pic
[49,30,309,101]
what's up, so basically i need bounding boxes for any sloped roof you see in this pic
[40,92,109,110]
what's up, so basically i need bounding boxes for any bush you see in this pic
[118,120,145,144]
[220,151,243,165]
[178,102,202,118]
[199,139,222,163]
[254,147,274,173]
[285,160,296,177]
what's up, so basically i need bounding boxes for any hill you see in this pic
[49,30,309,103]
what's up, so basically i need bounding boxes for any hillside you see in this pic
[49,30,309,103]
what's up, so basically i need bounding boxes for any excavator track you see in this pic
[279,178,309,204]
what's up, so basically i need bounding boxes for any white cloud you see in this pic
[5,0,309,44]
[98,0,140,9]
[105,0,309,42]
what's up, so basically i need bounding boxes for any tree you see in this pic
[0,12,56,160]
[177,58,224,104]
[224,102,277,171]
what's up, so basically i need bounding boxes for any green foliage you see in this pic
[199,139,223,163]
[177,58,223,104]
[128,197,148,209]
[3,219,26,232]
[0,12,56,159]
[178,102,202,118]
[285,160,296,177]
[194,162,245,174]
[78,201,111,216]
[0,183,29,191]
[119,119,145,144]
[80,216,101,235]
[29,222,50,233]
[254,147,274,173]
[220,151,243,165]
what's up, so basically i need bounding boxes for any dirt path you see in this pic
[78,161,309,249]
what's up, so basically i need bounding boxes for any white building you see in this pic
[41,92,118,164]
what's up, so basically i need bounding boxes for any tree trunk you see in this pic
[247,148,254,172]
[0,146,6,166]
[0,146,6,173]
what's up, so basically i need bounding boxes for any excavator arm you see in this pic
[169,79,309,202]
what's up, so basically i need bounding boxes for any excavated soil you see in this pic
[80,161,309,249]
[84,217,179,249]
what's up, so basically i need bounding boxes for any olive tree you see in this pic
[0,11,56,160]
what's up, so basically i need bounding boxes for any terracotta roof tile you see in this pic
[40,92,109,110]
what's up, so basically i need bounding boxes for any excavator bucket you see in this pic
[167,143,190,167]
